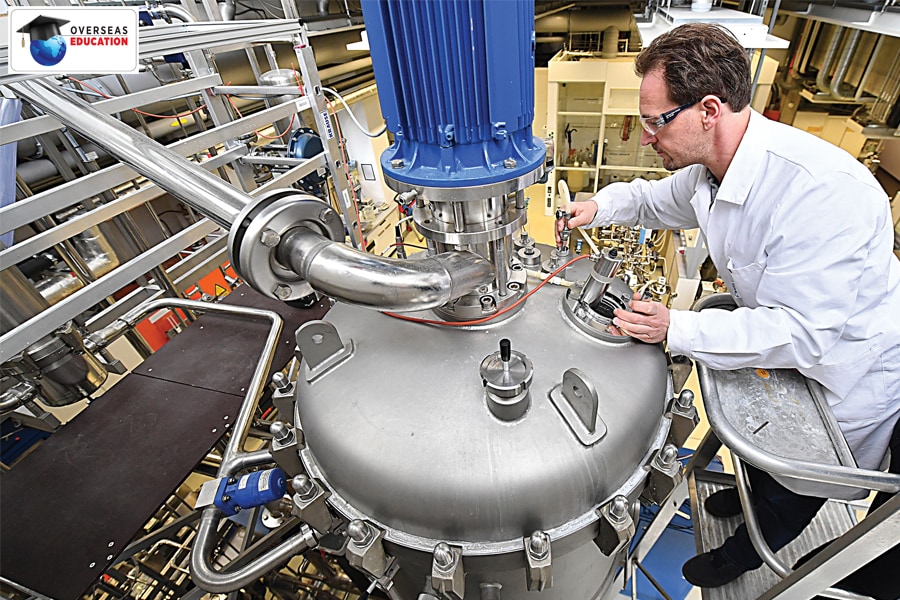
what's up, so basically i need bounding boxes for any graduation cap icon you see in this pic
[17,15,70,42]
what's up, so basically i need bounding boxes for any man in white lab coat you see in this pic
[563,23,900,589]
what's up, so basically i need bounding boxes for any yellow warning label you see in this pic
[214,283,228,297]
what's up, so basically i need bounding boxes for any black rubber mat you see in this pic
[0,287,328,599]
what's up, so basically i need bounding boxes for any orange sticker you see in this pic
[755,368,770,379]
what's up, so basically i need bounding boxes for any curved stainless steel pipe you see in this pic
[9,78,250,229]
[191,509,317,592]
[277,227,496,311]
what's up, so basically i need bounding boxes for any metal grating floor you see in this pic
[689,471,857,600]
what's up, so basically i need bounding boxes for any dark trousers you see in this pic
[719,464,828,570]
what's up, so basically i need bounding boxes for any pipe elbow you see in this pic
[190,509,317,593]
[278,228,495,311]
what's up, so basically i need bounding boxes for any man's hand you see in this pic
[610,293,670,343]
[555,200,598,245]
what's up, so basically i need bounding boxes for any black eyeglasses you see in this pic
[639,100,699,136]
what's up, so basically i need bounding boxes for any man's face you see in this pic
[639,68,706,171]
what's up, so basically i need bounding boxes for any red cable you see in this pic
[382,254,590,327]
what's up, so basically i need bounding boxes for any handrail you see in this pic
[732,456,872,600]
[698,361,900,494]
[693,293,900,494]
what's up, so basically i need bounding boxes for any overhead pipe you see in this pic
[10,78,493,311]
[10,78,249,229]
[829,28,864,101]
[815,25,844,96]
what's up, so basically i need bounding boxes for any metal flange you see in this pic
[227,189,343,301]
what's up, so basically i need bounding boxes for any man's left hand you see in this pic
[610,293,670,343]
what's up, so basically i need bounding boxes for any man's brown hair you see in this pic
[634,23,752,111]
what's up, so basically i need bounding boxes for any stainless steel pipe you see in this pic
[191,510,317,592]
[9,78,250,229]
[278,227,496,311]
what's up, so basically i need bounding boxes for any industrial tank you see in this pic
[287,1,678,597]
[294,288,672,598]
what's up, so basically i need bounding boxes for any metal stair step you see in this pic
[688,470,857,600]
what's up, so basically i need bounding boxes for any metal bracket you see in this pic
[296,320,353,382]
[666,389,699,448]
[290,475,336,535]
[594,496,635,556]
[346,520,390,578]
[524,531,552,591]
[640,444,683,505]
[431,542,465,600]
[548,368,607,445]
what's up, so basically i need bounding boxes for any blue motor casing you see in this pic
[361,0,545,188]
[213,468,287,517]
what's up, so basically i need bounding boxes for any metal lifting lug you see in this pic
[290,475,336,535]
[346,520,391,578]
[594,496,635,557]
[666,389,699,448]
[640,444,683,505]
[270,422,305,476]
[524,530,552,591]
[431,542,465,600]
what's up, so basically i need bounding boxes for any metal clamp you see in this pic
[431,542,465,600]
[270,421,305,476]
[290,475,336,535]
[594,496,635,557]
[524,531,552,591]
[346,520,390,578]
[640,444,683,505]
[666,389,699,448]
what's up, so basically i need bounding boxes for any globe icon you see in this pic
[29,35,67,67]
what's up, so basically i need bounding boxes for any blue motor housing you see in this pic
[361,0,545,188]
[213,468,287,517]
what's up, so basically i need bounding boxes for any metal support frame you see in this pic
[292,27,363,249]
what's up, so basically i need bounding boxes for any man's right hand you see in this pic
[555,200,598,245]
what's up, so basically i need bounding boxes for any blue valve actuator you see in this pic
[213,468,287,517]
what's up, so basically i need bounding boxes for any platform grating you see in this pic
[688,471,857,600]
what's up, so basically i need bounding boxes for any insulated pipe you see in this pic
[9,78,249,229]
[278,227,495,311]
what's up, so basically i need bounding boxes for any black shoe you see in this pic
[682,549,749,588]
[704,487,742,518]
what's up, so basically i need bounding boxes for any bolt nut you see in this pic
[319,209,334,223]
[433,542,455,570]
[270,421,292,442]
[390,159,405,169]
[273,285,293,300]
[348,519,373,546]
[656,444,679,469]
[292,474,317,500]
[528,531,550,559]
[503,158,517,169]
[260,229,281,247]
[675,389,695,410]
[609,496,629,523]
[271,372,292,392]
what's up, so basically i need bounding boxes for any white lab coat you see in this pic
[587,110,900,488]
